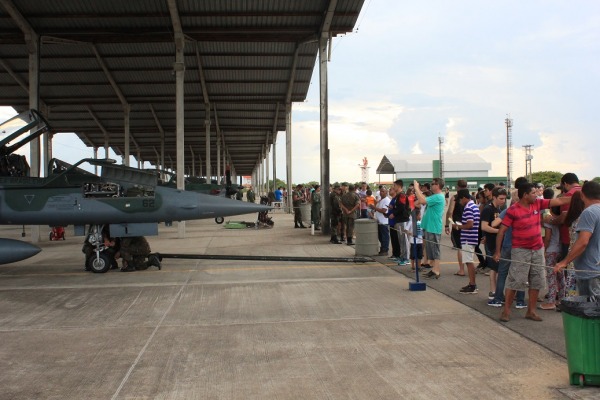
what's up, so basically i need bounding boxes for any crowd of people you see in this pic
[295,173,599,323]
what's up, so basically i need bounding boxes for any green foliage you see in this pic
[592,177,600,184]
[269,178,287,189]
[531,171,564,188]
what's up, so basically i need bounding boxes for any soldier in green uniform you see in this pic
[311,184,322,230]
[330,184,343,243]
[339,182,349,242]
[235,189,244,201]
[118,236,162,272]
[246,186,256,203]
[293,184,307,228]
[341,184,361,245]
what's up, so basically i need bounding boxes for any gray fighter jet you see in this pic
[0,110,270,269]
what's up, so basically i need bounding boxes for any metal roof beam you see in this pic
[0,0,36,40]
[1,30,354,43]
[20,11,359,19]
[285,44,300,104]
[320,0,339,36]
[195,42,209,103]
[91,44,128,107]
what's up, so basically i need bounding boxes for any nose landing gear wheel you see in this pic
[215,217,224,224]
[87,253,112,273]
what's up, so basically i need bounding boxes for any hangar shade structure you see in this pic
[0,0,364,185]
[375,154,508,190]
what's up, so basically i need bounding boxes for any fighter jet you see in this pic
[0,109,270,269]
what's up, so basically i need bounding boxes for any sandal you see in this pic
[453,272,465,276]
[538,304,556,311]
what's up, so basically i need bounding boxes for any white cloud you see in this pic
[410,142,422,154]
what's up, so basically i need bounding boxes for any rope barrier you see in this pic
[379,223,597,275]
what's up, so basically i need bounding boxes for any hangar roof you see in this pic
[0,0,364,176]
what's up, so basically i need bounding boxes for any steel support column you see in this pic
[205,103,211,183]
[285,103,292,213]
[174,37,186,238]
[319,35,331,235]
[123,104,130,166]
[28,32,40,242]
[273,133,278,189]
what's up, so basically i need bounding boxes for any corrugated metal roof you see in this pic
[0,0,364,176]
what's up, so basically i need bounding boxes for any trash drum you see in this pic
[354,219,379,256]
[560,296,600,386]
[300,203,311,224]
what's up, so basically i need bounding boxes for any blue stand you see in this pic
[409,209,426,291]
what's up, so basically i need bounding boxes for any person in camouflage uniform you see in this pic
[235,189,244,201]
[246,186,256,203]
[293,184,307,228]
[118,236,161,272]
[311,184,322,230]
[341,184,361,245]
[329,184,343,244]
[339,182,349,242]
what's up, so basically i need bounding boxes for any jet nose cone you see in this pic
[198,194,271,218]
[0,239,41,265]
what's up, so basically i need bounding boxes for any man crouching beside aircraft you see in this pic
[117,237,162,272]
[82,230,161,272]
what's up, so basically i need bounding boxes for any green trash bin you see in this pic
[560,296,600,386]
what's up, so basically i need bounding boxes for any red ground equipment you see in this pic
[49,226,66,241]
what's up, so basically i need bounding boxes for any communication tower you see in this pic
[505,116,513,192]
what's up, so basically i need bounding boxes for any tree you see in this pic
[592,177,600,184]
[531,171,564,188]
[268,178,286,189]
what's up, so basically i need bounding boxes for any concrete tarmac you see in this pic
[0,213,598,399]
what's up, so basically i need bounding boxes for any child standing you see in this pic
[404,209,423,270]
[540,205,562,310]
[365,189,376,219]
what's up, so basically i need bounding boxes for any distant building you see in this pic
[375,154,507,190]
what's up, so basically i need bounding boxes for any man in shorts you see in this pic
[445,179,468,276]
[414,178,445,279]
[452,189,480,293]
[494,183,571,322]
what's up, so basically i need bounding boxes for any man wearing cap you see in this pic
[414,178,446,279]
[373,186,391,255]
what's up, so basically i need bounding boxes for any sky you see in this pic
[3,1,600,185]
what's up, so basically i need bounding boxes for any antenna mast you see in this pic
[523,144,534,182]
[505,116,513,192]
[438,135,444,179]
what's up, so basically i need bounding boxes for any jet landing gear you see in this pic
[87,252,112,273]
[84,224,114,273]
[215,217,224,224]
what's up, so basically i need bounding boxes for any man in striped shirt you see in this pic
[451,189,480,294]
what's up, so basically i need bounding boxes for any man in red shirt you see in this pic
[558,173,581,258]
[493,182,571,322]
